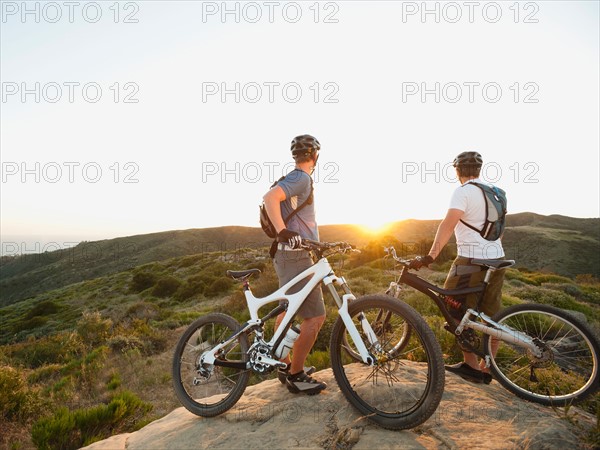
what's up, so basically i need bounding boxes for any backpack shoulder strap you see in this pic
[282,171,313,224]
[459,182,489,232]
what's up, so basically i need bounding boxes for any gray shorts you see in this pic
[273,250,325,319]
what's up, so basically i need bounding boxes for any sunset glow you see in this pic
[357,221,394,237]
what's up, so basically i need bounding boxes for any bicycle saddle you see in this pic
[226,268,261,280]
[470,259,515,269]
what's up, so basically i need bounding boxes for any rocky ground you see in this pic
[84,367,595,450]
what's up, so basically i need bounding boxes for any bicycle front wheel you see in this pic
[342,305,412,362]
[172,313,250,417]
[484,303,600,405]
[330,295,445,430]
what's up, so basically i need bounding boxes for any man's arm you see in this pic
[263,185,287,233]
[428,208,464,260]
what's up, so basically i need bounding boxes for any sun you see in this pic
[357,221,393,236]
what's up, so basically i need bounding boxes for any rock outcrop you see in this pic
[84,368,593,449]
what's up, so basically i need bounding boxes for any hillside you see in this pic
[1,213,598,307]
[1,247,599,448]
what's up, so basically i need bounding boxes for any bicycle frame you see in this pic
[397,265,543,358]
[200,256,379,371]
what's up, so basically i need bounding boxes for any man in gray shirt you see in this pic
[262,134,326,395]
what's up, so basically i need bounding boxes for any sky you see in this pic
[1,1,599,254]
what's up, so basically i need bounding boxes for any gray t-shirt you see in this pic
[277,169,319,241]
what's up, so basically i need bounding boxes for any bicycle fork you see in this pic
[323,275,378,366]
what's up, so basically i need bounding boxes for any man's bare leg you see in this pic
[290,315,325,374]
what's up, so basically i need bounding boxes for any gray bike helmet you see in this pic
[291,134,321,157]
[453,151,483,167]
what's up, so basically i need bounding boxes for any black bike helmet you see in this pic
[291,134,321,157]
[453,151,483,167]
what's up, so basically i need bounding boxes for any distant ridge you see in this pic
[1,213,598,306]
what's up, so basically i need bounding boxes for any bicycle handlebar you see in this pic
[384,246,411,266]
[302,238,359,253]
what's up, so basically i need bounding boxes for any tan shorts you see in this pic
[273,250,325,320]
[443,256,506,316]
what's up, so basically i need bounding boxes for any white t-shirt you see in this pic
[449,178,505,259]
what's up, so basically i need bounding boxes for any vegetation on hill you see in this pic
[1,238,599,448]
[1,213,598,307]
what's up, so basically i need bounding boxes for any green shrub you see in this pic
[560,284,584,298]
[151,276,181,298]
[529,274,574,285]
[0,365,43,423]
[305,350,330,371]
[107,335,145,354]
[512,287,545,303]
[501,295,523,308]
[54,347,109,397]
[575,274,600,286]
[76,311,112,347]
[505,269,540,286]
[347,266,380,281]
[178,255,203,268]
[189,273,218,286]
[28,364,64,384]
[220,291,247,317]
[129,272,157,293]
[129,320,168,355]
[401,291,442,317]
[580,286,600,305]
[12,316,48,333]
[425,316,463,361]
[507,279,526,288]
[205,278,233,297]
[513,287,600,322]
[174,280,206,301]
[167,312,205,328]
[31,391,153,450]
[48,376,74,400]
[25,300,60,319]
[203,261,235,277]
[106,372,121,391]
[125,302,160,321]
[7,333,84,369]
[346,277,379,296]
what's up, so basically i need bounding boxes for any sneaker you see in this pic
[277,364,316,384]
[445,362,485,384]
[285,370,327,395]
[481,371,493,385]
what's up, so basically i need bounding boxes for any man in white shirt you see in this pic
[410,151,507,384]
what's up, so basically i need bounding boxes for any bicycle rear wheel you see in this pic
[330,295,445,430]
[484,303,600,405]
[172,313,250,417]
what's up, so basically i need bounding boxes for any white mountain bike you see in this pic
[172,239,445,430]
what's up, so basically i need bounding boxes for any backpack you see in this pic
[460,182,507,241]
[259,169,314,239]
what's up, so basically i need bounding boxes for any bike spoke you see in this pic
[332,296,444,430]
[488,306,599,404]
[173,314,250,417]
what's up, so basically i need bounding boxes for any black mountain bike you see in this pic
[378,246,599,406]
